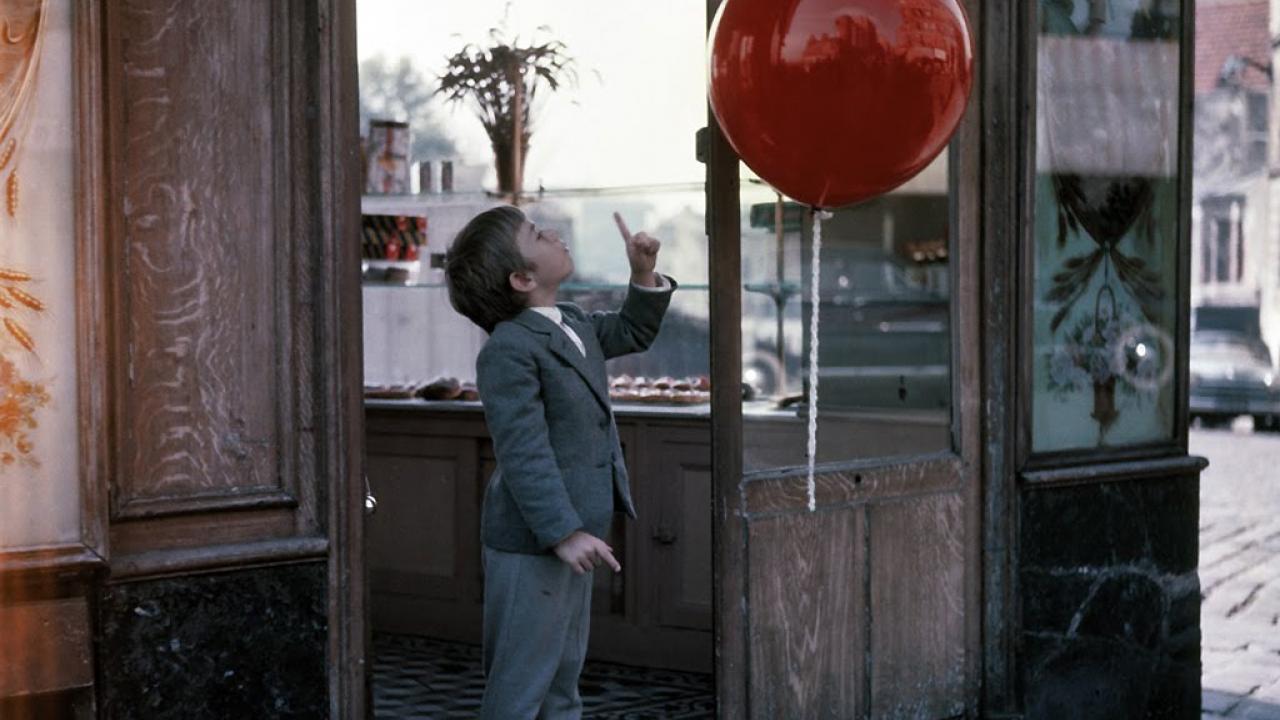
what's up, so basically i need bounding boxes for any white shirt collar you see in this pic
[528,305,564,326]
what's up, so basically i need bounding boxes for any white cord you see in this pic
[806,209,831,512]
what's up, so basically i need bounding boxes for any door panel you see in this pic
[707,0,981,715]
[746,509,866,720]
[869,493,967,718]
[95,0,366,714]
[366,437,475,595]
[650,429,714,631]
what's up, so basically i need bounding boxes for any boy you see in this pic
[445,205,676,719]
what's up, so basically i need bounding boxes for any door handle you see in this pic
[363,475,378,516]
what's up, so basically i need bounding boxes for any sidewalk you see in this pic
[1196,427,1280,719]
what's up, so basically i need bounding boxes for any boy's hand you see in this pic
[553,530,622,574]
[614,212,661,286]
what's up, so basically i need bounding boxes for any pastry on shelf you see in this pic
[636,387,664,403]
[364,383,419,399]
[609,374,634,389]
[459,382,480,401]
[418,376,463,400]
[652,376,677,390]
[669,389,710,405]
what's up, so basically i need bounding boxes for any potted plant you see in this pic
[437,25,576,201]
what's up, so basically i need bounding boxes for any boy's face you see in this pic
[513,220,574,289]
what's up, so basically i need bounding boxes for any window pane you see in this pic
[358,1,711,400]
[1031,0,1182,452]
[741,155,953,474]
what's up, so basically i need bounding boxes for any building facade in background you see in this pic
[1194,0,1280,362]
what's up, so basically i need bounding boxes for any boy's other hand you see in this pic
[614,212,660,286]
[553,530,622,574]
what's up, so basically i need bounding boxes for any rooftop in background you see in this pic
[1195,0,1271,94]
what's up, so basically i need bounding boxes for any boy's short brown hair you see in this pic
[445,205,532,333]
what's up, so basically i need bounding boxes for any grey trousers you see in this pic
[480,546,594,720]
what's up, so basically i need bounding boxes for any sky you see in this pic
[356,1,711,191]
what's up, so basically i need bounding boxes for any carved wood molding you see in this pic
[74,0,109,561]
[109,536,328,582]
[113,488,299,520]
[0,543,107,590]
[742,453,966,517]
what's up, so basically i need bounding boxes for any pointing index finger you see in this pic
[613,212,632,242]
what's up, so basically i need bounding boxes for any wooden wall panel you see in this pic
[107,0,295,518]
[678,466,713,610]
[0,598,93,697]
[868,492,966,718]
[365,435,477,600]
[747,508,865,720]
[648,428,714,631]
[367,454,460,581]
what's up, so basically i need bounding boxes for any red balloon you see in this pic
[709,0,973,208]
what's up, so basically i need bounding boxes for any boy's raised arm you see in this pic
[585,213,677,359]
[476,340,583,549]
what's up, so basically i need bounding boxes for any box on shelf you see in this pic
[362,213,428,260]
[365,119,411,194]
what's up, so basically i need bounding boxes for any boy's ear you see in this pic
[508,270,537,294]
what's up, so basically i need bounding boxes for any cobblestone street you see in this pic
[1195,424,1280,719]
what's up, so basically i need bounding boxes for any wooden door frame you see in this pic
[705,9,746,719]
[706,0,991,716]
[979,0,1022,715]
[326,0,370,717]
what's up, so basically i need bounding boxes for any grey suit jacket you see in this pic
[476,276,677,554]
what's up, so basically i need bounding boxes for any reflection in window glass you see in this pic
[1031,0,1181,452]
[741,156,953,474]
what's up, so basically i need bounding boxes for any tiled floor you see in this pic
[373,633,714,719]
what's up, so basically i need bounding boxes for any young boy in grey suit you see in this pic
[445,205,675,719]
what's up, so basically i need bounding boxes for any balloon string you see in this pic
[807,209,831,512]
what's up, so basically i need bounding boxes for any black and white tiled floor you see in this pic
[373,633,714,719]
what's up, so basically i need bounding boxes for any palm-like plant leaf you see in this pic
[436,26,577,193]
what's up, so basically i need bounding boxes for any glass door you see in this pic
[705,1,983,715]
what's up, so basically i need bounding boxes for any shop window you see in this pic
[740,159,954,473]
[358,2,712,398]
[1030,0,1183,452]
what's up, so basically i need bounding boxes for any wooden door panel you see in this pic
[869,492,967,718]
[101,0,336,581]
[747,508,866,720]
[366,435,476,599]
[90,0,365,713]
[367,454,459,579]
[108,0,296,517]
[649,427,713,631]
[676,465,713,611]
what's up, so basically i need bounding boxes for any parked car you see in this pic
[810,247,950,412]
[1189,330,1280,431]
